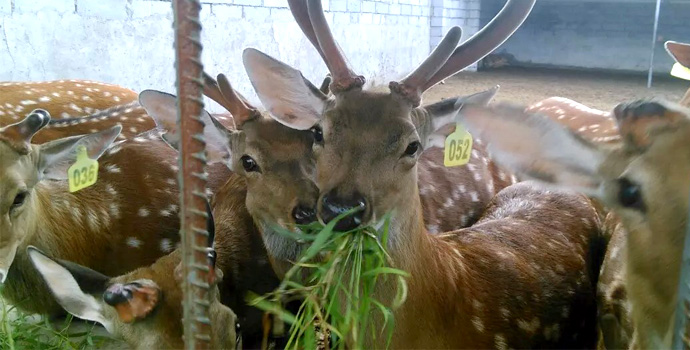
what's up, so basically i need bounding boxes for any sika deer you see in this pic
[0,109,234,317]
[454,99,690,349]
[138,71,517,348]
[0,80,138,121]
[525,40,690,146]
[239,0,612,347]
[28,202,240,349]
[1,80,158,142]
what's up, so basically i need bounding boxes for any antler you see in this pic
[391,0,535,106]
[0,109,51,153]
[422,0,535,91]
[202,72,259,128]
[287,0,365,93]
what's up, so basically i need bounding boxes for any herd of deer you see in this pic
[0,0,689,349]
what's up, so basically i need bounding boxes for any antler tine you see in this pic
[302,0,365,93]
[422,0,536,91]
[391,27,463,107]
[287,0,328,63]
[202,72,234,111]
[216,73,259,126]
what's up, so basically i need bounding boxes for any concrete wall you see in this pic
[0,0,433,112]
[480,0,690,73]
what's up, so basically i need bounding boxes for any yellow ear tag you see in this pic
[68,145,99,193]
[443,123,473,167]
[671,63,690,81]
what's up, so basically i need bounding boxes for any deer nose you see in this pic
[103,283,134,306]
[292,204,317,225]
[320,191,367,231]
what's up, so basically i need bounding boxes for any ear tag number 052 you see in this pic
[444,123,472,167]
[68,145,99,193]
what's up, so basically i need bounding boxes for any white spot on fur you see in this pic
[20,100,37,105]
[160,238,174,253]
[500,307,510,321]
[495,334,507,350]
[127,237,143,248]
[471,316,484,333]
[105,184,117,196]
[470,191,479,202]
[38,96,51,102]
[109,203,120,218]
[517,317,540,334]
[138,208,150,217]
[105,164,121,173]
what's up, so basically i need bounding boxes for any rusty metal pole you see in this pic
[172,0,212,348]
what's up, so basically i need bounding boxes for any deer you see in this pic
[0,107,241,319]
[27,201,241,349]
[0,80,162,143]
[134,68,524,347]
[453,97,690,349]
[0,79,139,121]
[524,40,690,147]
[234,0,617,347]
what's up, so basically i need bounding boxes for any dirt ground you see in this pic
[423,67,688,111]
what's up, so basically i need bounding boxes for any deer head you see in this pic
[455,99,690,349]
[243,0,534,232]
[28,202,241,349]
[0,110,121,283]
[139,74,320,270]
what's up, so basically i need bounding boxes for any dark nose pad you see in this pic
[292,204,317,225]
[320,191,366,231]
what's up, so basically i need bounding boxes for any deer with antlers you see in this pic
[234,0,615,347]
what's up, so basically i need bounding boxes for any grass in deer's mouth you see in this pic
[0,293,112,350]
[248,210,409,349]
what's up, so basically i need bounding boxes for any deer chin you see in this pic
[257,220,308,263]
[0,241,20,283]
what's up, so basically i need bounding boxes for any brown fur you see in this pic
[0,80,138,122]
[0,127,230,315]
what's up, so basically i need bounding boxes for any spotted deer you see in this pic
[0,108,238,317]
[0,80,138,121]
[0,80,160,143]
[137,69,520,347]
[525,40,690,147]
[455,97,690,349]
[27,202,240,350]
[237,0,615,348]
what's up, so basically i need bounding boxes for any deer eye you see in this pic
[11,191,28,210]
[403,141,421,157]
[617,178,644,211]
[240,155,260,173]
[310,126,324,144]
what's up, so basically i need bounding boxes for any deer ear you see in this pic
[27,246,114,332]
[455,102,605,196]
[416,86,499,149]
[139,89,237,167]
[38,125,121,180]
[243,48,327,130]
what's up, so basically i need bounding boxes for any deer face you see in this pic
[244,49,499,232]
[0,111,120,283]
[140,90,319,262]
[454,99,690,347]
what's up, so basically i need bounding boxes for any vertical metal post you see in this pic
[172,0,212,348]
[647,0,662,88]
[672,188,690,350]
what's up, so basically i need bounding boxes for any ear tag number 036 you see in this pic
[68,145,99,193]
[444,123,473,167]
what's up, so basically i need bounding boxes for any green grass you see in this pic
[248,210,409,349]
[0,294,112,350]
